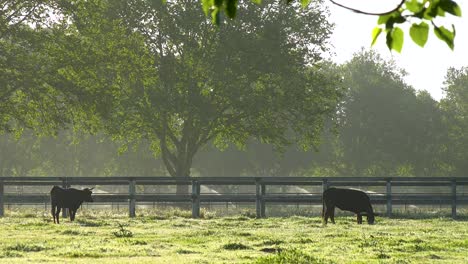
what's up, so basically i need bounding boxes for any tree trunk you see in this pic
[173,157,192,209]
[159,126,198,210]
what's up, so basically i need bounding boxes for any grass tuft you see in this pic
[7,243,47,252]
[175,248,198,254]
[112,223,133,238]
[223,242,251,250]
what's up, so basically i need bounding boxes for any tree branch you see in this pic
[328,0,405,16]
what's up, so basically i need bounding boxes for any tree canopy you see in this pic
[49,0,342,180]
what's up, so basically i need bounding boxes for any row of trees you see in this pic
[2,50,468,177]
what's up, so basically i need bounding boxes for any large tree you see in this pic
[52,0,342,187]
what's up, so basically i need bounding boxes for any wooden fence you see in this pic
[0,176,467,219]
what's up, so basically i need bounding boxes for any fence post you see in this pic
[386,179,392,217]
[0,180,4,217]
[255,179,264,218]
[261,184,266,218]
[191,180,200,218]
[62,179,69,218]
[129,179,136,218]
[451,179,457,219]
[322,179,329,193]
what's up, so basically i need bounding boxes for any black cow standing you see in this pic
[322,187,375,225]
[50,186,94,224]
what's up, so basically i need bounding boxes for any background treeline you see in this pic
[2,50,467,177]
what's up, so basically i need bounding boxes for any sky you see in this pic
[326,0,468,101]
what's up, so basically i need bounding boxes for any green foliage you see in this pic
[51,0,340,179]
[387,27,404,53]
[374,0,462,51]
[409,22,429,47]
[198,0,462,51]
[434,25,456,50]
[330,50,447,176]
[440,66,468,175]
[371,27,382,46]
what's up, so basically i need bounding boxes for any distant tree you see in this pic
[440,66,468,175]
[337,50,445,176]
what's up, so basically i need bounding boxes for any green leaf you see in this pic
[386,27,404,53]
[371,27,382,46]
[211,7,220,25]
[434,25,455,50]
[378,12,404,29]
[409,22,429,47]
[406,0,424,13]
[202,0,214,15]
[424,0,442,19]
[225,0,237,18]
[377,14,392,25]
[300,0,310,8]
[439,0,462,16]
[214,0,223,7]
[393,14,406,24]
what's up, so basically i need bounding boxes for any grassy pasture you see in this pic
[0,209,467,263]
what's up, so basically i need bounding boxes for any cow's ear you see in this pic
[89,187,94,191]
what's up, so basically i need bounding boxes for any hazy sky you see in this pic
[326,0,468,101]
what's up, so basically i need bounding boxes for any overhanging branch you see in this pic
[329,0,405,16]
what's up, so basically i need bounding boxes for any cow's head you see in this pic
[83,187,94,202]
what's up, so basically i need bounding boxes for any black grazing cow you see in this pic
[322,187,375,225]
[50,186,94,224]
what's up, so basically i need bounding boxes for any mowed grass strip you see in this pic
[0,210,467,263]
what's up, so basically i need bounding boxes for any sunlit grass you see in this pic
[0,209,467,263]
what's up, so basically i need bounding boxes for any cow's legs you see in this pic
[70,209,76,221]
[55,207,61,224]
[357,213,363,224]
[366,204,375,224]
[322,202,328,225]
[323,203,334,225]
[51,205,56,224]
[330,207,335,224]
[323,208,329,225]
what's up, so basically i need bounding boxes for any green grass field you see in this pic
[0,209,467,263]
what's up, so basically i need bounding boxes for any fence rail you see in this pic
[0,176,467,219]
